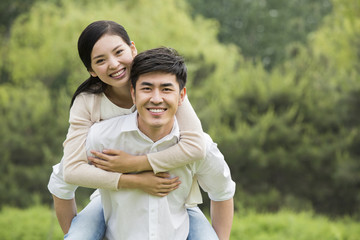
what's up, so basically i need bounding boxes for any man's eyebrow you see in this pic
[140,82,154,86]
[92,44,123,60]
[160,83,175,87]
[139,82,175,87]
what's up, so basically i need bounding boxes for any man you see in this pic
[86,47,235,240]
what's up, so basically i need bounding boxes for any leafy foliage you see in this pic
[188,0,333,70]
[191,0,360,216]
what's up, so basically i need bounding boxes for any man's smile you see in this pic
[148,108,167,113]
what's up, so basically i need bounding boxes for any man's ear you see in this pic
[178,87,186,106]
[131,85,136,104]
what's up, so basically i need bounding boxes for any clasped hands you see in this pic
[88,149,180,197]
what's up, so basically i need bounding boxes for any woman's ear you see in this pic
[89,68,97,77]
[131,41,137,57]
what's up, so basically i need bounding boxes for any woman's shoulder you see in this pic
[71,92,103,122]
[73,92,102,106]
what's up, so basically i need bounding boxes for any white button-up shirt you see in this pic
[86,111,235,240]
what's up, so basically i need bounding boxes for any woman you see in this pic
[48,20,218,240]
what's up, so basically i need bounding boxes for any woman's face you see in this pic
[89,34,137,89]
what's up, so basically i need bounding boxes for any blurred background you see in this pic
[0,0,360,239]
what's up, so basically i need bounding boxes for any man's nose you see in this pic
[150,90,163,104]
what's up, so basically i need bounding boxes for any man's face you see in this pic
[131,72,186,140]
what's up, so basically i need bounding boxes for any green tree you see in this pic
[188,0,332,70]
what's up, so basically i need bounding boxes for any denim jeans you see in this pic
[64,196,106,240]
[64,195,218,240]
[187,206,219,240]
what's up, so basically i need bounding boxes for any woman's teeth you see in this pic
[111,69,125,77]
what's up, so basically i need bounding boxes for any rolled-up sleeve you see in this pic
[195,134,236,201]
[47,162,78,199]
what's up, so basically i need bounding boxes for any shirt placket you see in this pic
[149,195,158,240]
[149,145,159,240]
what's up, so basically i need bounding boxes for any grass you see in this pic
[0,205,359,239]
[231,210,360,240]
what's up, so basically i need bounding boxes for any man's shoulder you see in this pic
[94,112,135,129]
[202,133,217,151]
[88,112,136,139]
[195,132,224,166]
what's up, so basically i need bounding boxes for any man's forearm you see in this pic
[52,195,77,234]
[210,198,234,240]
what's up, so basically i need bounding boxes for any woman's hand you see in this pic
[120,172,181,197]
[89,149,152,173]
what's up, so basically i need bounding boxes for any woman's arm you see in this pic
[118,172,181,197]
[88,96,206,174]
[63,93,122,190]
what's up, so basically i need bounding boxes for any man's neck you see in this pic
[137,119,175,142]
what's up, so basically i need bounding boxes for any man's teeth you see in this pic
[149,109,165,113]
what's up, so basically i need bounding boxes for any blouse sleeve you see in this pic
[62,93,121,190]
[147,95,206,173]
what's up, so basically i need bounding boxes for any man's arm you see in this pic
[195,133,236,239]
[210,198,234,240]
[52,195,77,234]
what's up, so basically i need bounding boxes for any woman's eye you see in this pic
[116,49,123,55]
[95,59,104,64]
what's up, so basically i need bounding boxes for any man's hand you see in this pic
[119,172,181,197]
[89,149,152,173]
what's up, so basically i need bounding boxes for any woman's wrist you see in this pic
[132,155,152,172]
[118,174,138,189]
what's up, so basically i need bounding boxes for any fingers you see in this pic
[159,178,181,192]
[152,184,180,197]
[88,156,107,165]
[154,192,170,197]
[89,157,112,171]
[102,149,122,155]
[90,151,110,160]
[155,172,171,178]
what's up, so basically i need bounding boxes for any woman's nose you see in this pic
[109,56,119,69]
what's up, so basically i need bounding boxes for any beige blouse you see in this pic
[62,92,205,204]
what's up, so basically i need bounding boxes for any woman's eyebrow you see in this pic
[92,44,123,60]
